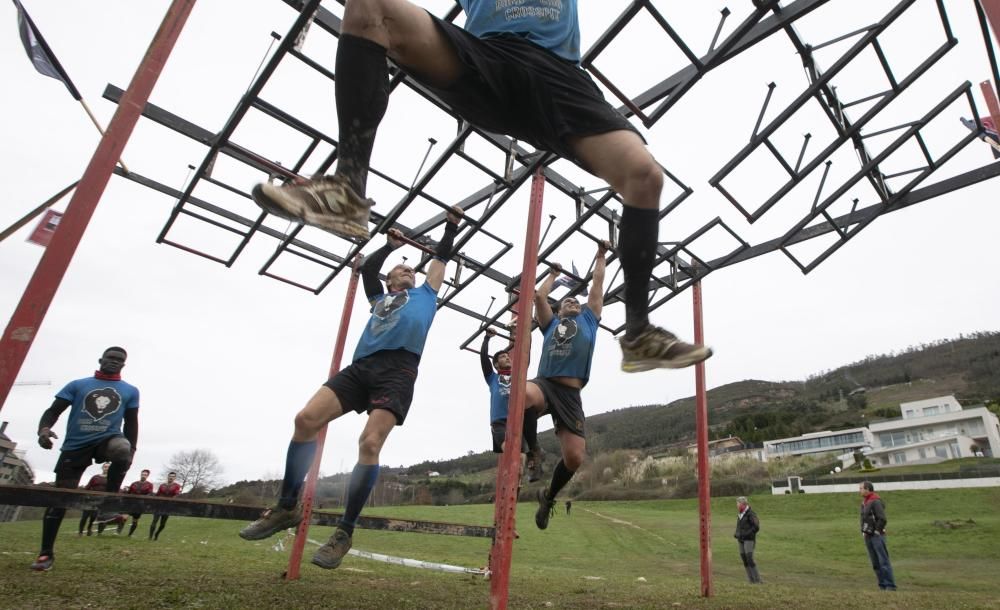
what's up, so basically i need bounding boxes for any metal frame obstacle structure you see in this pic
[2,0,1000,608]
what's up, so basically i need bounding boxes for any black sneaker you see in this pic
[534,488,555,530]
[619,326,712,372]
[526,449,545,483]
[252,175,372,240]
[238,505,303,541]
[311,528,353,569]
[30,554,54,572]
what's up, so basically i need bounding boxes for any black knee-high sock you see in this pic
[106,461,130,492]
[618,206,660,339]
[149,517,157,539]
[334,34,390,197]
[522,408,540,454]
[338,463,380,536]
[278,440,317,509]
[128,519,138,537]
[40,507,66,555]
[79,512,89,534]
[545,460,576,501]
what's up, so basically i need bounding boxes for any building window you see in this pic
[891,453,907,464]
[918,447,926,459]
[934,445,948,459]
[950,442,961,458]
[924,406,940,416]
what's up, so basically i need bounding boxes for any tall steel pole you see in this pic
[0,0,197,410]
[285,260,362,580]
[693,277,713,597]
[489,168,546,610]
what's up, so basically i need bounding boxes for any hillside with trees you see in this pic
[210,331,1000,505]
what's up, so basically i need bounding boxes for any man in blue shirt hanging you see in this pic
[240,208,462,571]
[522,240,608,530]
[480,326,544,481]
[251,0,712,374]
[30,346,140,572]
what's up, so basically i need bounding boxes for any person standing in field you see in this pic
[122,469,154,537]
[149,471,183,540]
[734,496,762,584]
[860,481,896,591]
[78,462,110,536]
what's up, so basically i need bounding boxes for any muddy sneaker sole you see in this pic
[621,345,713,372]
[252,183,370,241]
[238,508,303,541]
[311,531,352,569]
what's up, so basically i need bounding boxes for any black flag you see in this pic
[13,0,81,100]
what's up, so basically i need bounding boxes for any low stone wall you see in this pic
[771,477,1000,494]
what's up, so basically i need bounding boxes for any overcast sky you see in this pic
[2,1,998,486]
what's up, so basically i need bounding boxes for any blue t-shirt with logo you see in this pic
[353,282,439,362]
[460,0,581,63]
[486,371,512,423]
[537,305,599,384]
[55,377,140,452]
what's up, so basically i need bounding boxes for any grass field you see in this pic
[2,488,999,609]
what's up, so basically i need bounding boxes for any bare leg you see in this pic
[572,130,661,337]
[572,131,711,370]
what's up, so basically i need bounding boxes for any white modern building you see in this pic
[866,396,1000,467]
[763,427,872,460]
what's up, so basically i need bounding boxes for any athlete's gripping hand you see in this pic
[38,427,58,450]
[387,228,405,249]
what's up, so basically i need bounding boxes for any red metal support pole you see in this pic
[693,277,713,597]
[0,0,197,411]
[489,168,546,610]
[983,0,1000,51]
[981,80,1000,135]
[285,259,362,580]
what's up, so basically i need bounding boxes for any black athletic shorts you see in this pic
[54,435,124,487]
[324,349,420,425]
[490,419,529,454]
[530,377,585,438]
[419,17,641,165]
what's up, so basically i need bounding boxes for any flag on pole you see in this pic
[552,262,589,296]
[26,209,63,247]
[13,0,81,100]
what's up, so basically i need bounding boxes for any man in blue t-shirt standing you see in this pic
[250,0,712,374]
[521,241,608,530]
[240,208,462,571]
[30,346,140,572]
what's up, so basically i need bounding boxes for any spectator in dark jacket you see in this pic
[860,481,896,591]
[734,496,762,583]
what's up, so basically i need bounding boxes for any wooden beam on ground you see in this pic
[0,485,494,538]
